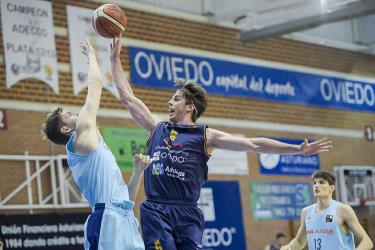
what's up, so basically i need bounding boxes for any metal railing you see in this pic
[0,152,89,210]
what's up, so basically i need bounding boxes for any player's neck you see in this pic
[174,116,195,125]
[316,196,333,210]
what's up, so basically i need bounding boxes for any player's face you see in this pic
[313,178,334,198]
[168,91,187,123]
[60,111,78,130]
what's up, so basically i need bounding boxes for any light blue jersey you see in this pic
[66,134,131,207]
[305,200,354,250]
[66,134,144,250]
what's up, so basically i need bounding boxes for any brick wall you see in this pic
[0,0,374,129]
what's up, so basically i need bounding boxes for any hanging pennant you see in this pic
[1,0,59,93]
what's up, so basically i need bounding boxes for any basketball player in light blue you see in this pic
[281,170,373,250]
[42,40,149,250]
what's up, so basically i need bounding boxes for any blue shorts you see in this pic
[84,202,145,250]
[140,200,204,250]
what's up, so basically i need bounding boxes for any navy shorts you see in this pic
[140,200,204,250]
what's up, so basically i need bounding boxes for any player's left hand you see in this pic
[133,153,153,171]
[300,137,333,155]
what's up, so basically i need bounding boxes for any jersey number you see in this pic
[314,238,322,250]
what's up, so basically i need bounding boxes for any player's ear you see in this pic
[61,126,72,135]
[186,104,194,111]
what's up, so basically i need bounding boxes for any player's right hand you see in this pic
[110,33,122,61]
[80,39,95,58]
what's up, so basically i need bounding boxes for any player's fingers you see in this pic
[139,155,144,163]
[318,149,330,153]
[316,137,328,144]
[134,153,140,162]
[310,137,328,146]
[86,39,92,49]
[80,41,87,50]
[301,138,308,145]
[141,154,148,163]
[318,141,333,147]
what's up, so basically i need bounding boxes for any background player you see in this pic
[281,170,373,250]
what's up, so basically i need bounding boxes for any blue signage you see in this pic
[250,182,313,220]
[259,138,320,176]
[129,46,375,113]
[198,181,246,250]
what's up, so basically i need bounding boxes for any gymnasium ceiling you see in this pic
[108,0,375,55]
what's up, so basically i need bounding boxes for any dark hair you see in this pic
[41,107,70,145]
[174,80,208,122]
[311,170,336,185]
[276,233,286,239]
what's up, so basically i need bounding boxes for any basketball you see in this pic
[92,4,128,38]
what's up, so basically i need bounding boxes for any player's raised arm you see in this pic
[74,40,103,153]
[110,35,162,133]
[338,204,373,250]
[206,128,333,155]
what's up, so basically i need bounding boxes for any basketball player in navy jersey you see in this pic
[281,170,373,250]
[110,36,333,250]
[42,40,150,249]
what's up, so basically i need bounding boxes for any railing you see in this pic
[0,152,89,210]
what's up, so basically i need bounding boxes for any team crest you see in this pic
[325,215,333,222]
[170,129,178,141]
[154,240,163,250]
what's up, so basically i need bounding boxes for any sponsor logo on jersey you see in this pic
[306,229,334,235]
[326,215,333,222]
[152,163,164,176]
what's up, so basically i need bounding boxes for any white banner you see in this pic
[208,134,249,175]
[67,5,119,99]
[1,0,58,92]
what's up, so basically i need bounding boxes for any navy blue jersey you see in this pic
[145,122,210,204]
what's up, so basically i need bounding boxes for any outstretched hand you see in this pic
[110,33,122,61]
[80,39,95,59]
[133,153,153,172]
[300,137,333,155]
